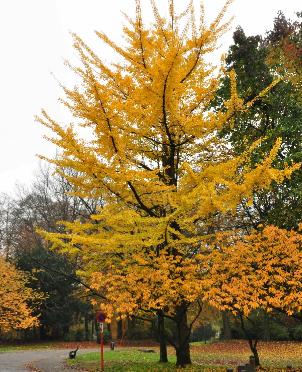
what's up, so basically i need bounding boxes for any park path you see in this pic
[0,348,98,372]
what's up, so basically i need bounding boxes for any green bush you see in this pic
[292,325,302,340]
[75,329,84,341]
[103,329,111,343]
[191,324,215,342]
[96,328,111,344]
[63,329,85,342]
[63,333,72,342]
[126,320,153,340]
[269,323,289,341]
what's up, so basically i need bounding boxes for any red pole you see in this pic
[100,323,104,371]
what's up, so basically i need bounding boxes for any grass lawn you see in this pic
[68,341,302,371]
[68,349,221,371]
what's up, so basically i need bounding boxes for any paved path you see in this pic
[0,348,98,372]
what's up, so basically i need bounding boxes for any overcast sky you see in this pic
[0,0,301,195]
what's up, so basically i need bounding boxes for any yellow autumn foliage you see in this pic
[205,226,302,316]
[0,256,40,333]
[37,0,300,320]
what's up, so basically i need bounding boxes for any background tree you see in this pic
[267,11,302,91]
[205,225,302,365]
[0,166,97,341]
[202,11,302,364]
[38,0,298,366]
[0,256,40,334]
[216,16,302,230]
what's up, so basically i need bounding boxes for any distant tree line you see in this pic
[0,167,99,341]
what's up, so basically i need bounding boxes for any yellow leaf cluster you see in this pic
[88,251,208,320]
[204,226,302,316]
[0,256,41,333]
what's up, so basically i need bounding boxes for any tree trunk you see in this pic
[121,318,128,339]
[40,325,47,340]
[175,304,191,367]
[248,339,260,367]
[157,311,168,363]
[84,315,89,341]
[263,312,270,341]
[91,319,95,340]
[95,321,100,344]
[239,314,261,367]
[63,325,69,340]
[221,311,232,340]
[110,317,118,341]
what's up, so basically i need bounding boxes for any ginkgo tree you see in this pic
[0,256,40,333]
[38,0,299,366]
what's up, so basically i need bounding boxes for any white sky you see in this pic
[0,0,301,195]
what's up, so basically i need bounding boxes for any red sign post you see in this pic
[96,312,106,371]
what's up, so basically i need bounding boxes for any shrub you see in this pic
[191,324,215,342]
[292,325,302,340]
[269,323,290,341]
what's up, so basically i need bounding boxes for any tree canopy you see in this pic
[216,15,302,230]
[37,0,300,366]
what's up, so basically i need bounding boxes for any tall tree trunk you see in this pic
[84,315,89,341]
[239,314,260,367]
[221,311,232,340]
[248,339,260,367]
[95,321,100,344]
[263,312,270,341]
[157,311,168,363]
[121,318,128,339]
[39,325,46,340]
[175,303,191,367]
[110,317,118,341]
[91,319,95,340]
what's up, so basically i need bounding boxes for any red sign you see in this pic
[96,312,106,371]
[96,311,106,323]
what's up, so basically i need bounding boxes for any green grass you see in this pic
[68,349,224,371]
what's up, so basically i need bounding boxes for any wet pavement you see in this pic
[0,348,98,372]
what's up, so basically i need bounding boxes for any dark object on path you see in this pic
[237,367,246,372]
[249,355,256,372]
[137,349,155,353]
[110,341,115,350]
[69,346,79,359]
